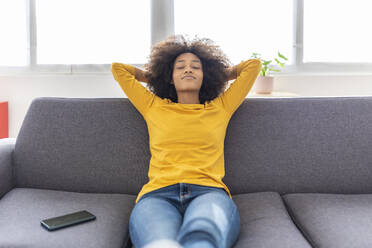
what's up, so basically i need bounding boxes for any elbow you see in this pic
[111,62,118,71]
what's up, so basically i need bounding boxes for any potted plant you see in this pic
[250,52,288,94]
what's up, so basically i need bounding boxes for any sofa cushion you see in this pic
[232,192,311,248]
[0,188,136,248]
[14,98,151,194]
[14,97,372,196]
[283,193,372,248]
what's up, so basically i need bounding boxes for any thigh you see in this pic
[129,196,183,247]
[178,190,241,248]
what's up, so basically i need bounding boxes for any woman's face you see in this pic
[171,52,203,92]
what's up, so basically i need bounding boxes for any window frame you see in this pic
[0,0,371,76]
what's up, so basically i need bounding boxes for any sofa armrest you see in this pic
[0,138,16,199]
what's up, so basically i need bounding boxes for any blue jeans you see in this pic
[129,183,240,248]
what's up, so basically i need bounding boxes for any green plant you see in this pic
[250,52,288,76]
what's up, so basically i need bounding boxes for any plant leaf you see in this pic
[278,52,288,60]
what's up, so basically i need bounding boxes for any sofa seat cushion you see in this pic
[283,193,372,248]
[0,188,136,248]
[231,192,311,248]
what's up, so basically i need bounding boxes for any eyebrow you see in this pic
[176,59,201,64]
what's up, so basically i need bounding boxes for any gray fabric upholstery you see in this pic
[223,96,372,195]
[2,96,372,247]
[232,192,311,248]
[0,188,135,248]
[283,193,372,248]
[0,138,15,199]
[14,98,150,194]
[13,97,372,196]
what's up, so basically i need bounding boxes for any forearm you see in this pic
[134,66,149,83]
[227,65,238,81]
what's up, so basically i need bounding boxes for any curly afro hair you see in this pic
[143,34,233,104]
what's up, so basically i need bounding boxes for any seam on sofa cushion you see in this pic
[280,195,317,248]
[122,230,132,248]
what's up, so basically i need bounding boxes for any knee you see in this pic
[177,218,221,247]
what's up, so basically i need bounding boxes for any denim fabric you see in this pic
[129,183,240,248]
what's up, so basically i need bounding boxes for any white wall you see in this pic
[1,74,372,138]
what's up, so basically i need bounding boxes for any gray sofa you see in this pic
[1,96,372,248]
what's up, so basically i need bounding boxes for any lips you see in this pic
[183,76,195,79]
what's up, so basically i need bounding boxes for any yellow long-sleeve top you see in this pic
[111,58,262,203]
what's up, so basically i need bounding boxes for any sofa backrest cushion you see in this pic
[14,96,372,195]
[14,97,150,194]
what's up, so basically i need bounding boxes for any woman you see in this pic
[111,34,262,248]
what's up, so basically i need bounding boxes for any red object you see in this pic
[0,102,9,138]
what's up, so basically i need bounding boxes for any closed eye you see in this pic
[177,67,200,69]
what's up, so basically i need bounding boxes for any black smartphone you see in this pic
[41,210,96,231]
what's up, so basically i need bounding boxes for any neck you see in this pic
[177,92,200,104]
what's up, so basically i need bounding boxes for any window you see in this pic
[36,0,150,64]
[174,0,293,65]
[304,0,372,63]
[1,0,372,75]
[0,0,27,66]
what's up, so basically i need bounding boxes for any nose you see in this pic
[184,70,194,78]
[184,67,193,74]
